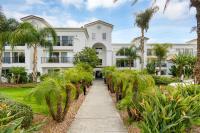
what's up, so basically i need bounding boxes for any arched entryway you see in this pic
[92,43,106,79]
[92,43,106,67]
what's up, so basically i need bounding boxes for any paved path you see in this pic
[68,80,127,133]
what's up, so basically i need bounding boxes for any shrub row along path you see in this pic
[68,80,127,133]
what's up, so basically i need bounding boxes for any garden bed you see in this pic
[109,93,140,133]
[0,83,37,88]
[33,87,90,133]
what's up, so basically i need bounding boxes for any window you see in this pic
[62,36,73,46]
[49,52,59,63]
[12,52,25,63]
[98,59,102,66]
[116,59,134,67]
[3,52,10,63]
[95,48,102,55]
[147,49,153,56]
[185,48,193,55]
[92,33,96,40]
[102,33,106,40]
[57,36,60,46]
[61,52,68,63]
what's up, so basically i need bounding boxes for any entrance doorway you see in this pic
[95,71,102,79]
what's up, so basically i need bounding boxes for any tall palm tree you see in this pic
[10,22,57,82]
[117,47,140,69]
[153,43,171,75]
[0,8,19,83]
[135,7,158,70]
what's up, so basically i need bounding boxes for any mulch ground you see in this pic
[33,87,90,133]
[0,83,37,88]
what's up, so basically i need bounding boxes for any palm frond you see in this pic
[10,22,39,47]
[135,6,159,31]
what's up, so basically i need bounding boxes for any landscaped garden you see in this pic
[0,63,94,132]
[103,66,200,133]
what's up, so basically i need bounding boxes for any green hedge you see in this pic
[0,96,33,128]
[152,75,179,85]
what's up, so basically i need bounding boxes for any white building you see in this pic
[2,15,197,77]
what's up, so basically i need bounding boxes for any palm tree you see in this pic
[10,22,57,82]
[172,54,188,80]
[135,7,158,70]
[30,74,75,122]
[0,8,19,83]
[117,47,140,69]
[153,43,171,75]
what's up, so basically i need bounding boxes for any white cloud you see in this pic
[155,0,195,20]
[59,0,85,8]
[4,8,28,21]
[25,0,45,5]
[86,0,128,11]
[65,18,98,27]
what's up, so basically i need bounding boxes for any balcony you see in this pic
[41,57,74,63]
[3,57,25,63]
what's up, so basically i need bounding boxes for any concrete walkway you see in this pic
[68,80,127,133]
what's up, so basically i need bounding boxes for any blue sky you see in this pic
[0,0,197,43]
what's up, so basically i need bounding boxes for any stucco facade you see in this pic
[2,15,197,76]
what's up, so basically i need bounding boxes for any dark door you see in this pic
[95,71,102,79]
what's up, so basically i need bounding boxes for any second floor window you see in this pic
[3,51,25,63]
[102,33,106,40]
[57,36,60,46]
[62,36,74,46]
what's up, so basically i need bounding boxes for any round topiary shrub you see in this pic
[0,96,33,128]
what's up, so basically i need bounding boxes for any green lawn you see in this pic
[0,87,49,114]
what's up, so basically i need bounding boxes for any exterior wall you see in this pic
[1,15,198,76]
[85,23,113,66]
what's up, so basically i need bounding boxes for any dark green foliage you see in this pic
[73,47,99,68]
[0,96,33,128]
[172,54,197,78]
[9,67,27,83]
[146,62,156,74]
[138,85,200,133]
[152,75,179,85]
[169,65,179,77]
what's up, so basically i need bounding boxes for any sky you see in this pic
[0,0,197,43]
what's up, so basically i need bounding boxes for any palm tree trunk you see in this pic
[158,59,162,76]
[0,51,2,83]
[194,5,200,84]
[45,95,56,120]
[140,29,145,70]
[62,88,71,121]
[75,83,81,99]
[32,45,37,82]
[56,94,63,122]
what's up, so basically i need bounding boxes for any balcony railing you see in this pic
[3,57,25,63]
[41,57,74,63]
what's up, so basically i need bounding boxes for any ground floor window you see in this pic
[116,59,135,67]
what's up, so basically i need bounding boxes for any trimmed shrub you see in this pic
[152,75,179,85]
[9,67,27,83]
[0,96,33,128]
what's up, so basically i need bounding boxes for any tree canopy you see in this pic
[73,47,99,68]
